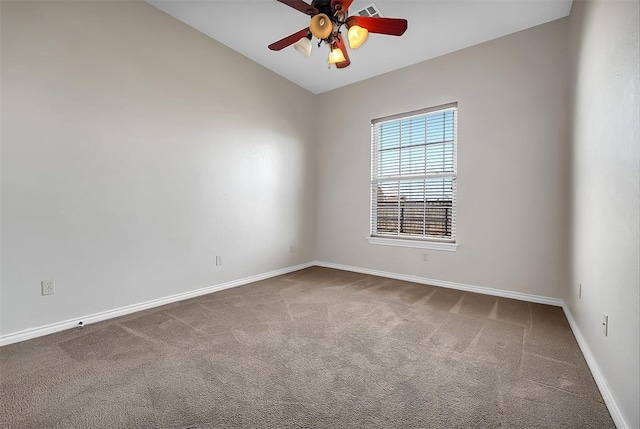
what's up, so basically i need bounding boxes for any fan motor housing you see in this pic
[311,0,339,17]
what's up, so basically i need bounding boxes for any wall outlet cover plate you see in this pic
[41,280,55,296]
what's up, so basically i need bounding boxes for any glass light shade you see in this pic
[347,25,368,49]
[328,47,346,64]
[310,13,333,39]
[293,37,312,57]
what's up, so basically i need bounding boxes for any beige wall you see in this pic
[315,19,571,299]
[567,1,640,427]
[0,1,317,335]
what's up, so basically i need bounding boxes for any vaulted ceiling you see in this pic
[148,0,573,94]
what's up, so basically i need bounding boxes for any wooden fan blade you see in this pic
[276,0,318,16]
[346,16,408,36]
[268,28,310,51]
[335,35,351,69]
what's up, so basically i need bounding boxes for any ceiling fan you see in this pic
[268,0,408,69]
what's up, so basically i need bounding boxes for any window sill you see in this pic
[367,236,458,251]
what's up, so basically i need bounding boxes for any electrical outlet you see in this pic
[215,256,222,266]
[602,314,608,336]
[41,280,55,296]
[421,252,429,262]
[290,244,295,253]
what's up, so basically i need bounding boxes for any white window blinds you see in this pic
[370,103,457,243]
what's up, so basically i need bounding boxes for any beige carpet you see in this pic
[1,267,613,428]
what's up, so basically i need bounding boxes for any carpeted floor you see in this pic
[1,267,613,428]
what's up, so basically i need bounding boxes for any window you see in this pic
[369,103,458,251]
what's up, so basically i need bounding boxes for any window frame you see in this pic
[368,102,458,252]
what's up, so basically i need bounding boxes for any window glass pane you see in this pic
[400,146,426,175]
[425,142,454,173]
[426,112,444,144]
[400,116,425,147]
[379,122,400,150]
[425,177,454,237]
[399,180,426,236]
[444,110,455,142]
[378,148,399,176]
[375,182,399,234]
[426,111,455,144]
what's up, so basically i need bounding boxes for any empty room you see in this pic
[1,0,638,427]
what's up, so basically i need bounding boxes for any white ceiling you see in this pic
[148,0,572,94]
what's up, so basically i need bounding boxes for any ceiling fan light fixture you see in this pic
[310,13,333,39]
[347,25,368,49]
[328,45,346,64]
[293,35,312,57]
[269,0,408,70]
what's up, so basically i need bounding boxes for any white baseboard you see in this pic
[0,262,314,347]
[562,303,629,429]
[313,261,564,306]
